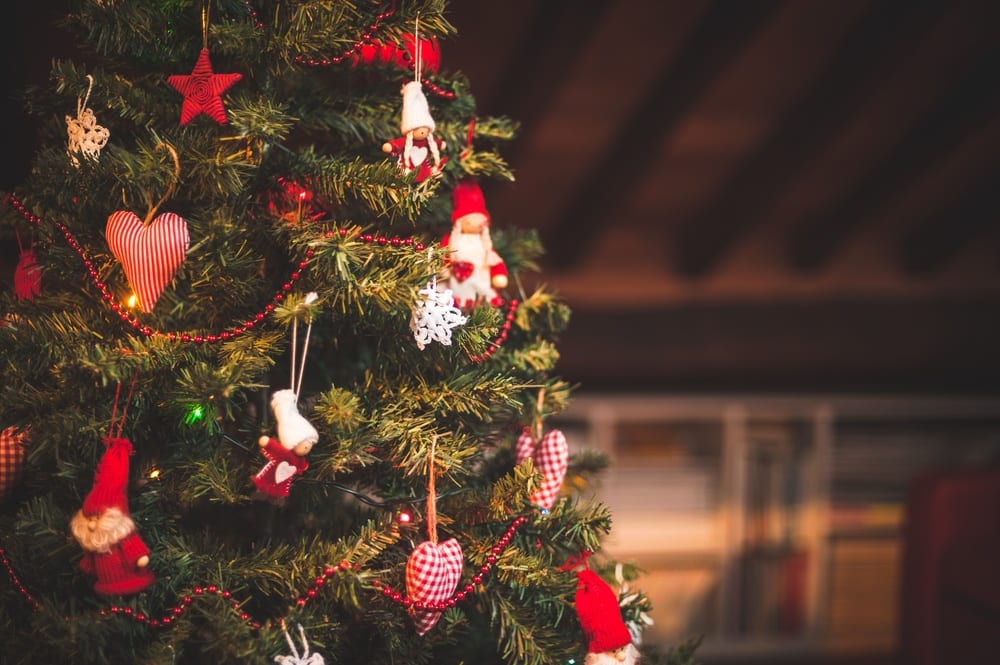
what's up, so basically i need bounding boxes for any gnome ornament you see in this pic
[575,568,641,665]
[70,437,155,596]
[253,389,317,501]
[382,81,447,183]
[440,178,508,308]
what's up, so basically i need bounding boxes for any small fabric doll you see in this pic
[70,437,155,596]
[382,81,447,183]
[253,389,318,501]
[440,178,508,308]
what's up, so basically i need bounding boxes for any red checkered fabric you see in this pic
[0,426,28,501]
[405,538,464,635]
[516,428,568,510]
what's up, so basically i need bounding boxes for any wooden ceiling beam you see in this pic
[543,0,781,270]
[480,0,613,166]
[899,163,1000,274]
[670,1,949,278]
[787,37,1000,272]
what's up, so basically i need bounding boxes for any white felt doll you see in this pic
[382,81,447,182]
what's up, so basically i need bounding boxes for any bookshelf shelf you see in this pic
[554,393,1000,658]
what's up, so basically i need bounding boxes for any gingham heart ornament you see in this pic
[516,428,568,510]
[106,209,189,313]
[405,538,464,635]
[0,426,28,502]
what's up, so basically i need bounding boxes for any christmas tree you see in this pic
[0,2,693,663]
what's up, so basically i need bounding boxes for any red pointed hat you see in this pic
[575,568,632,654]
[451,178,490,225]
[82,437,133,517]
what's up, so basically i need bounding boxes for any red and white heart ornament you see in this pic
[0,426,29,503]
[105,143,189,313]
[405,435,465,635]
[516,427,568,511]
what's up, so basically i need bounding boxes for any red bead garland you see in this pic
[283,4,457,99]
[4,194,311,343]
[0,516,530,630]
[0,545,39,611]
[292,6,395,68]
[469,298,520,363]
[4,195,520,357]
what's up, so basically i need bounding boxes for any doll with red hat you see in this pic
[575,568,641,664]
[381,81,447,183]
[70,437,155,596]
[440,178,508,308]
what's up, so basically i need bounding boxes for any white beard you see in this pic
[448,231,496,302]
[70,507,136,553]
[584,644,640,665]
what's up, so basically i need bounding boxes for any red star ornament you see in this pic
[167,48,242,125]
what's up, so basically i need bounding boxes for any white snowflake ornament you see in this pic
[66,75,110,167]
[410,279,467,350]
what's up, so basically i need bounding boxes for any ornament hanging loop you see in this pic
[413,14,422,83]
[426,434,439,544]
[533,387,546,441]
[201,2,210,50]
[143,142,181,226]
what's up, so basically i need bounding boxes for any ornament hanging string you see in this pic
[559,550,593,573]
[107,372,138,440]
[79,75,96,125]
[201,2,210,50]
[459,117,476,161]
[533,387,546,441]
[413,14,422,83]
[290,293,319,401]
[143,143,181,226]
[426,434,438,544]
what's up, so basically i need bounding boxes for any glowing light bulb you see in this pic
[184,405,205,425]
[148,468,161,480]
[126,293,138,308]
[397,510,413,524]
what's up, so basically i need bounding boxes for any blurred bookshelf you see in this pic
[553,394,1000,661]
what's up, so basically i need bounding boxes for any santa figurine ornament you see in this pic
[382,80,447,183]
[440,178,508,308]
[70,437,155,596]
[575,568,641,664]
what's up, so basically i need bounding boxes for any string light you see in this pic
[184,405,205,424]
[126,293,138,308]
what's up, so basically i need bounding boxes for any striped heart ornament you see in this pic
[106,210,189,313]
[516,428,568,510]
[405,538,463,635]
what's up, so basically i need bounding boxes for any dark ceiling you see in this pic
[3,1,999,393]
[443,0,1000,393]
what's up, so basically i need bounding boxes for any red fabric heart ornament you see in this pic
[451,261,474,283]
[106,210,189,313]
[405,538,463,635]
[0,426,28,502]
[516,428,569,510]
